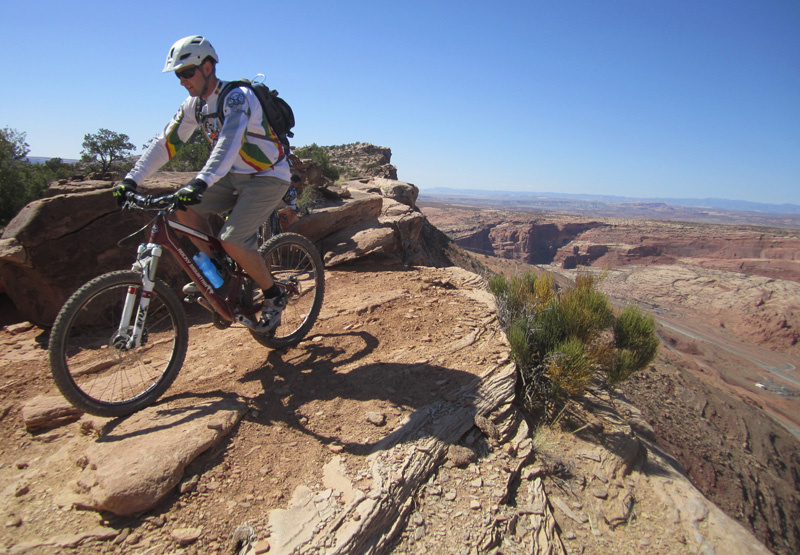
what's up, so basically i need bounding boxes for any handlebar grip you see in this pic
[124,191,178,209]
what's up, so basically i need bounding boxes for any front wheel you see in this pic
[251,233,325,348]
[48,271,189,417]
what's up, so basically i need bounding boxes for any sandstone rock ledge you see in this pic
[258,362,560,555]
[250,376,771,555]
[0,172,430,327]
[1,265,772,555]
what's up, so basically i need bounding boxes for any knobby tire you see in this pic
[251,233,325,348]
[48,270,189,417]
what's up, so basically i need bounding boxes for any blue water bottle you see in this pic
[193,252,224,288]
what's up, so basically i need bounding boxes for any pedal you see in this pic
[182,282,199,295]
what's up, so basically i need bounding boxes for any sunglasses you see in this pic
[175,66,200,80]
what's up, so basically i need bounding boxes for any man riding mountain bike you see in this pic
[112,35,290,333]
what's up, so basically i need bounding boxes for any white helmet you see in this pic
[163,35,218,73]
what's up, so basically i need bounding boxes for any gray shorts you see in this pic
[192,173,290,250]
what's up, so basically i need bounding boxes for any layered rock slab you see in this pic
[73,397,246,515]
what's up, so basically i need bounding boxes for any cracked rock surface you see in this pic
[0,265,774,554]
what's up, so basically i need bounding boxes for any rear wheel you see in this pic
[48,271,189,417]
[251,233,325,348]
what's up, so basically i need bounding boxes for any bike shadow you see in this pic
[94,392,247,442]
[237,330,487,455]
[94,330,489,456]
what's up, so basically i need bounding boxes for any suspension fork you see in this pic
[116,243,162,350]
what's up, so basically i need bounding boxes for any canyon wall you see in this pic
[440,212,800,283]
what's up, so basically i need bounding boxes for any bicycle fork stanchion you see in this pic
[118,244,162,350]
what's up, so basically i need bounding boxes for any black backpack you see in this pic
[205,77,295,162]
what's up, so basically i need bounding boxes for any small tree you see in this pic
[81,128,135,174]
[39,157,76,180]
[0,127,79,224]
[0,127,31,223]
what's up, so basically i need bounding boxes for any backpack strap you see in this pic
[196,79,288,165]
[196,81,239,123]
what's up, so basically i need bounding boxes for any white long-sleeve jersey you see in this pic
[126,81,291,186]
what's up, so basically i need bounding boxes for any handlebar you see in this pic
[124,192,182,211]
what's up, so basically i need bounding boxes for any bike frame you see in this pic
[151,213,238,317]
[121,207,255,349]
[116,192,303,351]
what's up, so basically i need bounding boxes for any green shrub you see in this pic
[489,272,554,328]
[607,306,659,384]
[295,181,316,214]
[506,318,533,368]
[545,338,594,400]
[1,127,79,225]
[294,143,342,180]
[558,279,614,343]
[487,273,509,299]
[528,303,568,362]
[489,270,659,423]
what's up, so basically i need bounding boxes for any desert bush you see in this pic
[506,318,533,369]
[489,271,554,328]
[295,181,317,214]
[607,306,659,384]
[558,274,614,343]
[545,338,594,399]
[294,143,342,181]
[490,270,659,421]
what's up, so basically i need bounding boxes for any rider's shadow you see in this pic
[240,330,485,454]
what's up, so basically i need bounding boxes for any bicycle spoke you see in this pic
[252,233,325,348]
[49,271,188,417]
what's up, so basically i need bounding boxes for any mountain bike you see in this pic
[48,191,325,417]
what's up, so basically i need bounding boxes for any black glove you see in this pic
[176,178,208,207]
[112,178,137,207]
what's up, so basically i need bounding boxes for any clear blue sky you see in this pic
[3,1,798,204]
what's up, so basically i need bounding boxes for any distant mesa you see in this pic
[27,156,80,164]
[420,187,800,217]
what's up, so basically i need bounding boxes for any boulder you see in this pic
[74,397,246,515]
[345,177,418,209]
[381,209,427,266]
[291,181,429,268]
[323,223,399,266]
[0,170,445,325]
[0,178,185,326]
[288,188,384,245]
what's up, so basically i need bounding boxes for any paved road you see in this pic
[658,320,799,387]
[657,318,800,440]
